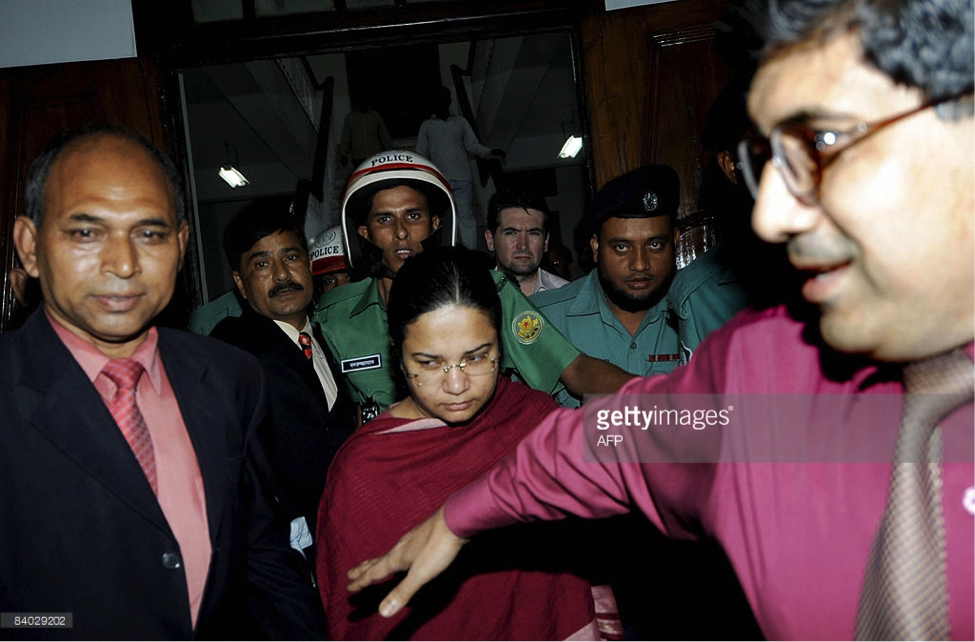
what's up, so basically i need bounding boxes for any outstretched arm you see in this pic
[346,506,468,618]
[561,353,637,397]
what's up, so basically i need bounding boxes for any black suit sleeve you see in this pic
[237,368,327,640]
[194,337,327,640]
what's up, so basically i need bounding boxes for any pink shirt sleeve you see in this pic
[441,308,764,540]
[444,380,670,539]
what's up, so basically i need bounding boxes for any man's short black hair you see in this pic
[26,125,186,226]
[486,188,550,234]
[740,0,973,119]
[223,196,306,273]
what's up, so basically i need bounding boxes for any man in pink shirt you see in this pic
[2,126,325,639]
[347,0,975,639]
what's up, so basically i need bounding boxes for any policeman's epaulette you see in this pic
[667,246,741,309]
[489,270,512,295]
[531,282,579,307]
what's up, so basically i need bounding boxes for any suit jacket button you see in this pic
[161,552,182,570]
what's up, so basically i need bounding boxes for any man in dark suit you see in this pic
[210,198,353,566]
[2,126,325,639]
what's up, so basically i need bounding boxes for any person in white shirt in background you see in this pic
[416,85,505,249]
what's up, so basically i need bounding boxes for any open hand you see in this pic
[347,506,469,618]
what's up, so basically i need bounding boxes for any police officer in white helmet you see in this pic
[310,224,357,300]
[315,151,634,423]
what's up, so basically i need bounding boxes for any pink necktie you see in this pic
[298,332,313,360]
[856,349,974,640]
[102,358,157,495]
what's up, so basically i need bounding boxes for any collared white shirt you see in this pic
[274,317,339,410]
[533,267,570,295]
[497,266,570,296]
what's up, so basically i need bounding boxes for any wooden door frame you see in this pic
[0,58,179,331]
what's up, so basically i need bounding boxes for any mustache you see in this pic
[268,280,305,298]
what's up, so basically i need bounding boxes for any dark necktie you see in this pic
[298,332,313,360]
[856,349,974,640]
[102,358,157,495]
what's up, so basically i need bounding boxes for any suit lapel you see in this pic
[156,331,229,541]
[18,312,170,531]
[246,309,331,409]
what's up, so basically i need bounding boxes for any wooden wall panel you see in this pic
[645,25,732,219]
[580,0,734,264]
[0,58,172,331]
[580,8,656,188]
[581,0,730,199]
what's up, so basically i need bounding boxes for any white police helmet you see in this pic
[341,151,457,270]
[309,225,350,276]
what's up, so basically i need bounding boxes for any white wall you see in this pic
[0,0,136,69]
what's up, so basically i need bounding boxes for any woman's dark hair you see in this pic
[387,247,503,364]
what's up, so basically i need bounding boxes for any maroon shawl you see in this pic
[317,376,598,640]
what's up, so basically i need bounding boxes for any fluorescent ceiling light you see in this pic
[559,135,583,159]
[219,166,250,188]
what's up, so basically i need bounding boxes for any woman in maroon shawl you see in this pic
[316,247,604,640]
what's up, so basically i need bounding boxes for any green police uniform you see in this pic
[314,271,579,412]
[532,246,746,407]
[532,270,681,407]
[188,290,243,336]
[666,243,749,363]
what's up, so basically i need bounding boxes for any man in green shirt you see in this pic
[314,151,633,419]
[533,165,747,407]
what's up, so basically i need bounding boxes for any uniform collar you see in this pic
[350,277,387,317]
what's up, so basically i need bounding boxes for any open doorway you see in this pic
[178,31,592,304]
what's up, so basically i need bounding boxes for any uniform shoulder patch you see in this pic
[512,311,544,345]
[531,276,584,310]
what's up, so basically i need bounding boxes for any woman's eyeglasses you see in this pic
[405,354,499,387]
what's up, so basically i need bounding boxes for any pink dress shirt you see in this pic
[445,305,974,640]
[49,314,212,628]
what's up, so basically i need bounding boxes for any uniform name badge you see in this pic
[341,354,383,373]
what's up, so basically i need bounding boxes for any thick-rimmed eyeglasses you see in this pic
[405,354,499,387]
[736,92,971,205]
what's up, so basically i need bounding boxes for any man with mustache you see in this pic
[484,187,569,296]
[534,164,745,408]
[211,198,353,570]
